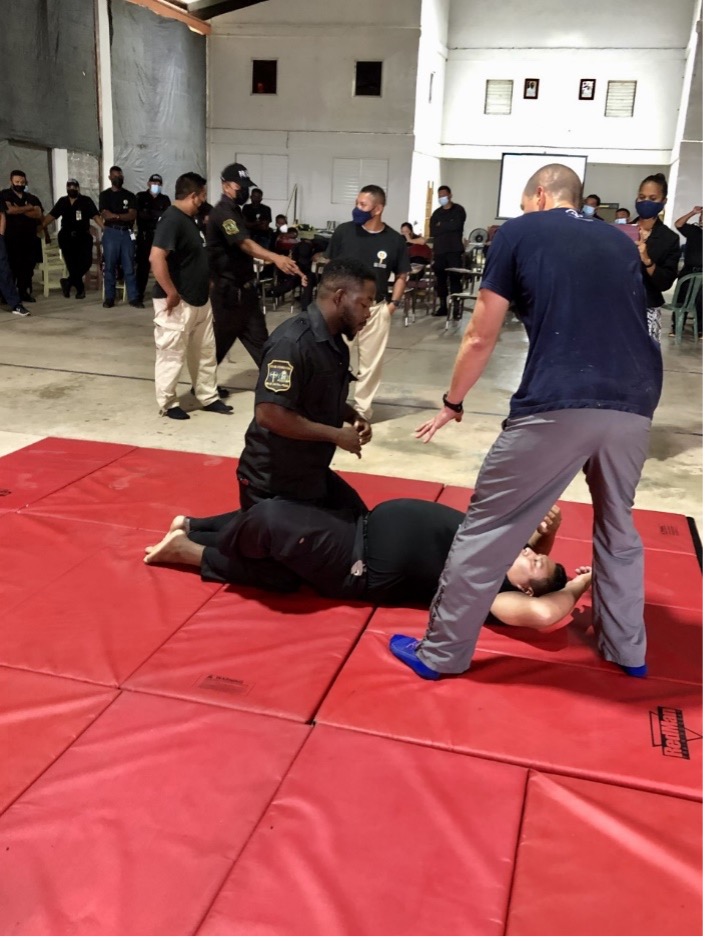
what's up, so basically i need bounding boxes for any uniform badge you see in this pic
[222,219,239,235]
[264,359,294,392]
[373,250,388,269]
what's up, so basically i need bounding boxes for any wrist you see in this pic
[442,392,464,413]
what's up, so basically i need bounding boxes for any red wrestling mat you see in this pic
[24,446,238,530]
[506,771,702,936]
[316,632,702,800]
[0,666,116,815]
[0,692,309,936]
[124,587,372,721]
[436,485,701,556]
[0,437,135,510]
[197,725,527,936]
[339,469,443,507]
[0,518,220,686]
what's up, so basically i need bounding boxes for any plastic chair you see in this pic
[663,272,703,343]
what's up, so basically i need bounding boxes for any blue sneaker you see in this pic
[620,663,648,678]
[389,635,441,680]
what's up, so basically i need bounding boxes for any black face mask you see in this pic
[12,184,26,193]
[235,185,249,206]
[110,176,124,189]
[67,188,79,198]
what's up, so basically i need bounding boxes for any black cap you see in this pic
[149,173,163,184]
[221,162,256,187]
[67,178,79,186]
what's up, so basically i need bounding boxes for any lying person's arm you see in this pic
[489,567,592,630]
[527,504,561,555]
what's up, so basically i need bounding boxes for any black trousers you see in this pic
[5,237,37,298]
[211,280,269,366]
[59,229,93,291]
[135,231,154,300]
[0,235,20,307]
[432,251,464,307]
[237,468,368,518]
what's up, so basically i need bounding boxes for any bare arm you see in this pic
[415,288,509,442]
[675,206,702,229]
[490,569,592,630]
[0,212,5,237]
[41,213,57,231]
[389,272,408,306]
[256,403,363,457]
[240,237,305,280]
[527,505,562,555]
[26,204,42,221]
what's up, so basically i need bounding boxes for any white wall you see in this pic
[208,0,421,227]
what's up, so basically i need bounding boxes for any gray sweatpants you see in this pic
[418,408,652,673]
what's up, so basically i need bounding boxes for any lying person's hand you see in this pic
[569,566,593,593]
[538,504,562,535]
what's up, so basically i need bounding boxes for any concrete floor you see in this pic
[0,286,701,523]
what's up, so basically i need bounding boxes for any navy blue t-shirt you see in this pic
[482,208,663,420]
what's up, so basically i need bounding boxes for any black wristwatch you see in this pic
[442,392,464,413]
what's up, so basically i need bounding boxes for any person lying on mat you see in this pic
[143,499,592,628]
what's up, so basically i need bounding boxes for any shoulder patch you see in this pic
[264,359,294,393]
[222,218,239,236]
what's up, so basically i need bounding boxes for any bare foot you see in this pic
[144,530,196,565]
[168,514,189,535]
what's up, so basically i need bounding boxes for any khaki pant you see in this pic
[347,299,392,420]
[153,297,218,411]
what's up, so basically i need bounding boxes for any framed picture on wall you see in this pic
[579,79,596,100]
[523,78,539,99]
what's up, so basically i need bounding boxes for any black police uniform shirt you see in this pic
[136,191,171,235]
[206,196,255,284]
[237,305,353,501]
[98,187,137,229]
[48,195,99,234]
[676,222,703,269]
[0,188,43,241]
[242,202,272,230]
[151,205,210,307]
[429,203,466,255]
[326,222,410,301]
[482,207,663,420]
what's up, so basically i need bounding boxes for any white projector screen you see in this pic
[497,153,588,220]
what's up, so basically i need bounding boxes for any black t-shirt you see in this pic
[326,221,410,301]
[430,203,466,255]
[237,305,353,500]
[242,202,272,229]
[0,188,43,240]
[99,187,137,228]
[136,191,171,234]
[206,196,255,284]
[151,205,209,307]
[677,222,703,269]
[48,195,98,234]
[482,207,662,420]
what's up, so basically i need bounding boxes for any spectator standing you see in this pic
[633,172,680,341]
[429,185,466,318]
[0,195,29,315]
[136,173,171,302]
[42,179,102,298]
[0,170,43,303]
[99,166,143,309]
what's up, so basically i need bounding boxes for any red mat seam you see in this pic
[501,766,532,935]
[191,722,314,935]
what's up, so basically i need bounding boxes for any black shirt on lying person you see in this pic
[151,205,210,307]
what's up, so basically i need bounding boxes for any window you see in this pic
[331,158,389,204]
[605,81,637,117]
[252,60,277,95]
[355,61,383,97]
[484,79,513,115]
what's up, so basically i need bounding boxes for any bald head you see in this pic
[522,164,583,212]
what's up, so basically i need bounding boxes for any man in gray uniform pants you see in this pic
[390,164,662,681]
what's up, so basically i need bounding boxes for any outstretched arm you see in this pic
[489,567,592,630]
[527,504,561,555]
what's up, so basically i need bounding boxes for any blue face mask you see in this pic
[352,207,372,225]
[150,184,161,195]
[438,195,449,207]
[635,199,665,219]
[582,204,596,217]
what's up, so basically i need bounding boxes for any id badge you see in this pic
[130,232,136,241]
[76,210,82,221]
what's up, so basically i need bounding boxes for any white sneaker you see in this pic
[12,305,30,317]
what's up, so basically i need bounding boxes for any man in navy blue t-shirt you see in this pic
[389,163,663,681]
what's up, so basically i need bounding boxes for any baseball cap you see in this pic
[67,178,79,185]
[149,173,163,184]
[220,162,257,187]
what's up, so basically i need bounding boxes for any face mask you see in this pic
[150,184,161,195]
[635,199,664,219]
[615,218,627,224]
[111,176,124,188]
[234,185,249,206]
[12,184,26,193]
[67,188,79,197]
[279,224,288,234]
[352,207,372,225]
[582,205,596,217]
[438,195,449,207]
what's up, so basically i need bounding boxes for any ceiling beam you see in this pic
[123,0,211,35]
[187,0,269,20]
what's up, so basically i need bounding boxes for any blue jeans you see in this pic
[102,228,138,302]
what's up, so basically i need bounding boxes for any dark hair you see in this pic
[505,560,568,597]
[401,221,419,236]
[438,185,451,195]
[251,187,263,196]
[639,172,668,198]
[109,165,122,173]
[175,172,207,200]
[318,257,377,295]
[360,184,386,206]
[10,169,26,179]
[586,193,601,204]
[275,214,287,222]
[616,207,631,216]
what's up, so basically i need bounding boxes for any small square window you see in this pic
[252,60,277,95]
[605,80,637,117]
[355,61,383,97]
[485,79,513,115]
